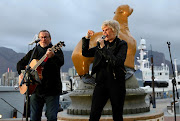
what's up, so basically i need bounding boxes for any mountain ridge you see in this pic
[0,47,179,77]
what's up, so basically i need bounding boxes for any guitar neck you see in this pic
[30,41,64,70]
[32,55,48,70]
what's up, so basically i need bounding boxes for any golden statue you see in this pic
[65,5,150,116]
[72,5,136,76]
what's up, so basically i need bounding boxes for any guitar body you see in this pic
[19,59,43,94]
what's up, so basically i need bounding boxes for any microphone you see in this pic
[97,35,106,47]
[29,39,40,45]
[101,35,106,39]
[167,41,170,45]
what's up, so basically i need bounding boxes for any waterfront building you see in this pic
[1,70,18,86]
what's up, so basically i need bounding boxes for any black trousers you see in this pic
[89,85,126,121]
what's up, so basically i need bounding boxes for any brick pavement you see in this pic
[0,98,179,121]
[164,116,180,121]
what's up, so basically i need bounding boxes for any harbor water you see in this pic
[0,87,24,119]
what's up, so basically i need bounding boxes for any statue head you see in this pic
[114,5,133,21]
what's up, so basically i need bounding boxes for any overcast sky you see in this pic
[1,0,180,64]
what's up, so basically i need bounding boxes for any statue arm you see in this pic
[82,37,97,57]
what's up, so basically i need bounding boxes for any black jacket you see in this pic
[17,43,64,96]
[82,37,127,88]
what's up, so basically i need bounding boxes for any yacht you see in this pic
[136,38,169,88]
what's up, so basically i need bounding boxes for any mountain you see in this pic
[61,51,74,72]
[0,47,25,76]
[0,47,74,76]
[0,47,179,77]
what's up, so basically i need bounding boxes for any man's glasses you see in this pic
[39,36,50,39]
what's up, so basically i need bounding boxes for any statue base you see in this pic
[67,75,149,115]
[58,109,164,121]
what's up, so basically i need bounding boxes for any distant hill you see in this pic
[0,47,25,76]
[0,47,179,77]
[0,47,74,76]
[61,51,74,72]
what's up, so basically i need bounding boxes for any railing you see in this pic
[0,98,23,115]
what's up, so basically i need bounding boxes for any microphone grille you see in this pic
[101,35,106,39]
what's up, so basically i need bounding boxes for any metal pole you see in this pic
[167,42,177,121]
[150,45,156,108]
[151,55,156,108]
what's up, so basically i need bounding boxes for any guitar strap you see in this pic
[44,57,48,62]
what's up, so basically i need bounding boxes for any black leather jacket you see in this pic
[82,36,127,88]
[17,43,64,96]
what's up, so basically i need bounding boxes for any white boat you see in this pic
[136,38,169,88]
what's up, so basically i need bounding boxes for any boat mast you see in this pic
[137,38,148,71]
[174,59,178,79]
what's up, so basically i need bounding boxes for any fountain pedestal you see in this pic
[66,75,149,115]
[58,75,164,120]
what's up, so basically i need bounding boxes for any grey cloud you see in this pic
[0,0,180,64]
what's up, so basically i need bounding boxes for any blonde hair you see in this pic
[101,20,120,37]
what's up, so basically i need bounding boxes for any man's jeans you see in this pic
[30,93,59,121]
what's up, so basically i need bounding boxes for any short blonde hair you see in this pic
[101,20,120,37]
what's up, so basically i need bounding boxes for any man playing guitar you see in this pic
[17,30,64,121]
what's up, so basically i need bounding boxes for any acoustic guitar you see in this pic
[19,41,65,94]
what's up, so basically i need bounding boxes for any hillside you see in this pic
[0,47,179,77]
[0,47,25,76]
[0,47,74,76]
